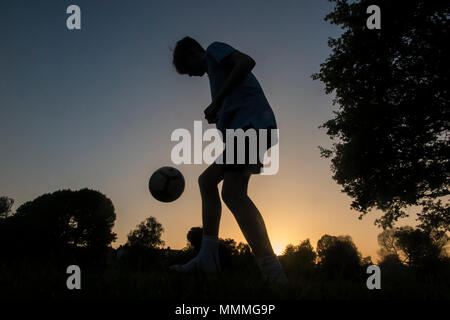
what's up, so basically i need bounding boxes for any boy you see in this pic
[170,37,287,284]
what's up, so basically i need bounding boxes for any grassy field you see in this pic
[1,254,449,301]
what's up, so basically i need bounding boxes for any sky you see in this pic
[0,0,418,259]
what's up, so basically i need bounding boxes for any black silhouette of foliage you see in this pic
[317,234,362,278]
[280,239,317,274]
[117,217,165,270]
[379,253,403,267]
[377,228,401,259]
[236,242,252,256]
[127,216,165,249]
[219,238,239,263]
[10,189,117,252]
[416,199,450,233]
[314,0,450,230]
[378,226,448,269]
[187,226,203,251]
[0,196,14,219]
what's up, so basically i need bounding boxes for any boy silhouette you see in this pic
[170,37,287,284]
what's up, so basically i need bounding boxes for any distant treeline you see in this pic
[0,190,449,300]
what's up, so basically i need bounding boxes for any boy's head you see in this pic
[173,37,206,77]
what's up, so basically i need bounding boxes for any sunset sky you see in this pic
[0,0,418,259]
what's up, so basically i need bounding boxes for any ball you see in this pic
[149,166,185,202]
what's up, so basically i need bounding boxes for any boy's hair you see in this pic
[172,36,204,74]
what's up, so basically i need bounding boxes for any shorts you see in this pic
[215,126,275,174]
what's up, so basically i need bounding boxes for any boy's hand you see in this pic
[204,100,222,124]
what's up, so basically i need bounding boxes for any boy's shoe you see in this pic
[170,235,221,273]
[169,252,221,273]
[257,254,289,285]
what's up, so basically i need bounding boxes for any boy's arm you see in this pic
[214,50,256,103]
[204,51,255,123]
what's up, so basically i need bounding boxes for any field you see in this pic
[1,250,449,301]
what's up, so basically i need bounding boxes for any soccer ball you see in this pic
[149,166,185,202]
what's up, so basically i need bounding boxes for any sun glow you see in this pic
[273,242,285,256]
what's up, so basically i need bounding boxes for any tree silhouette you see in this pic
[186,226,203,252]
[313,0,450,230]
[219,238,239,255]
[127,216,165,249]
[377,228,401,260]
[280,239,317,274]
[0,196,14,219]
[0,197,15,256]
[317,234,362,278]
[119,217,165,270]
[10,189,117,253]
[416,199,450,233]
[378,226,448,269]
[236,242,252,256]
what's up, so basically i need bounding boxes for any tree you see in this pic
[186,226,203,252]
[236,242,252,256]
[219,238,239,256]
[377,226,448,268]
[416,199,450,233]
[11,189,117,252]
[0,197,15,254]
[317,234,362,278]
[0,196,14,219]
[377,228,401,260]
[127,216,165,249]
[281,239,317,273]
[313,0,450,231]
[378,253,404,273]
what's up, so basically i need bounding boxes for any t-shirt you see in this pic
[205,42,277,136]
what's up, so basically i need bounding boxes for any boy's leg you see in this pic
[170,163,224,273]
[198,163,224,237]
[222,171,287,283]
[221,171,273,258]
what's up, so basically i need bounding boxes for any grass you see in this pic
[1,258,449,300]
